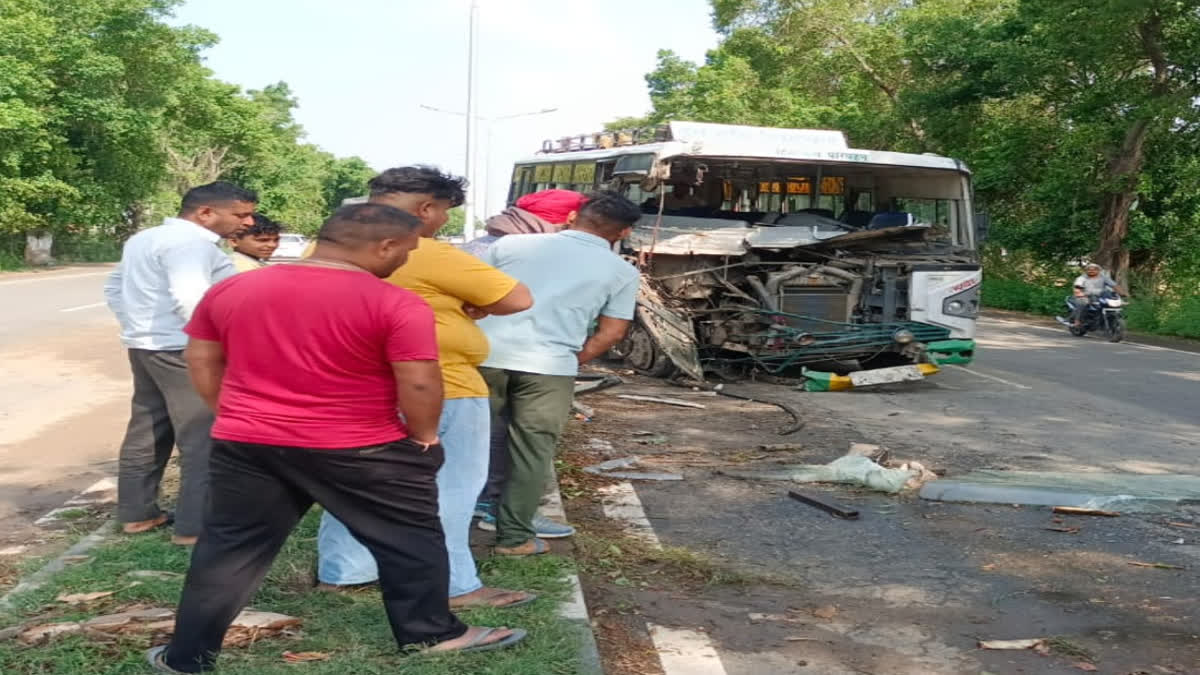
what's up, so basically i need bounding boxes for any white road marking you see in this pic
[0,271,110,286]
[980,317,1199,357]
[649,624,730,675]
[35,476,117,525]
[560,575,590,621]
[597,481,662,549]
[946,365,1032,390]
[59,301,106,313]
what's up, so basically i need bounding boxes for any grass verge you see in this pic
[0,510,584,675]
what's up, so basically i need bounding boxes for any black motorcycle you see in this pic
[1056,291,1126,342]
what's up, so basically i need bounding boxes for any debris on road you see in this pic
[584,456,684,481]
[575,375,624,396]
[585,457,640,474]
[709,386,805,435]
[978,637,1049,653]
[789,490,860,520]
[615,394,707,409]
[1127,561,1185,570]
[1045,526,1081,534]
[571,401,596,419]
[1167,521,1196,529]
[920,470,1200,512]
[1053,506,1120,517]
[725,453,935,494]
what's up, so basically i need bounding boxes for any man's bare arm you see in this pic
[184,338,226,412]
[463,282,533,319]
[577,316,631,366]
[392,360,444,443]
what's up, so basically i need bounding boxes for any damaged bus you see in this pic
[506,121,981,382]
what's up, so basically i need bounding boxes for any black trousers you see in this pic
[163,439,467,672]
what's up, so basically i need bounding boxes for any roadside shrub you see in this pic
[1121,294,1162,333]
[1159,294,1200,339]
[981,278,1065,315]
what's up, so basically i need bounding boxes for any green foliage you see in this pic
[0,0,375,256]
[981,278,1066,317]
[611,0,1200,333]
[440,207,466,237]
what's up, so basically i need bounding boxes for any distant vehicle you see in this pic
[272,233,309,260]
[1057,291,1127,342]
[505,121,982,379]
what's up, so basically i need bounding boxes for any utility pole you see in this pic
[463,0,480,241]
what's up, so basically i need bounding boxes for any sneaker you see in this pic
[477,513,575,539]
[532,515,575,539]
[476,510,497,532]
[474,501,493,519]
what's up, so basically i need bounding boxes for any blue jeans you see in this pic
[317,397,490,597]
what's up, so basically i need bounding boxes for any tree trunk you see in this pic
[23,230,55,267]
[1093,118,1150,286]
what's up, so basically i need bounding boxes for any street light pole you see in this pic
[463,0,480,240]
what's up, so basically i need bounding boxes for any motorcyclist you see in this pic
[1070,263,1127,328]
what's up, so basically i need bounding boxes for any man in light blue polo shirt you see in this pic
[478,192,641,556]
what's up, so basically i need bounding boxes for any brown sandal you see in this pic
[450,587,538,610]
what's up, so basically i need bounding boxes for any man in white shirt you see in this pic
[104,182,256,545]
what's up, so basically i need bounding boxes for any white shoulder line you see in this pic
[597,482,662,549]
[649,624,730,675]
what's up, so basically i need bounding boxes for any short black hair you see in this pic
[577,191,642,236]
[235,213,282,238]
[367,166,467,207]
[180,181,258,213]
[317,203,421,247]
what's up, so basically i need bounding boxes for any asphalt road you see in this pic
[797,314,1200,475]
[0,267,127,540]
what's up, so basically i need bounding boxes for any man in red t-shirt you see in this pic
[148,204,525,673]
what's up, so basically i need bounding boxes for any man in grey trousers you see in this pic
[104,182,257,545]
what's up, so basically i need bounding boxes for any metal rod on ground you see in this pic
[788,491,860,520]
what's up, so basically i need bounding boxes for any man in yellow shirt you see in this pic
[317,166,536,611]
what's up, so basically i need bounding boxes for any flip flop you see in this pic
[123,511,174,535]
[493,537,549,557]
[450,588,539,610]
[145,645,185,673]
[423,627,528,655]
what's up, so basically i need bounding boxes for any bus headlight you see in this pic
[947,300,965,313]
[893,329,915,344]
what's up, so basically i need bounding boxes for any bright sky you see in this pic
[169,0,720,218]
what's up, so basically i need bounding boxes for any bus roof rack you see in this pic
[540,125,669,154]
[539,122,850,155]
